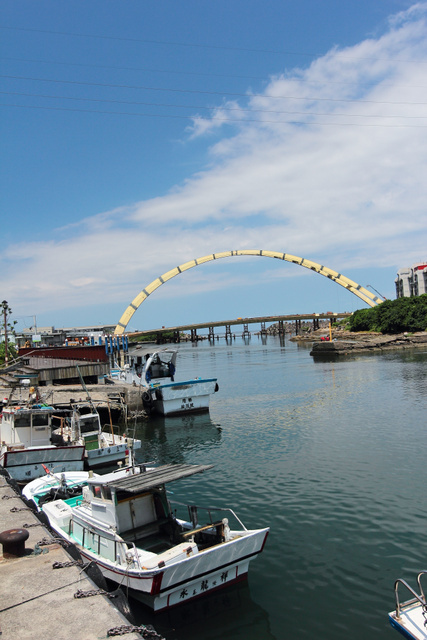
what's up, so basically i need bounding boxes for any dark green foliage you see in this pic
[348,295,427,334]
[0,341,16,365]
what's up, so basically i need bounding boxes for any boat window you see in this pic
[93,485,102,499]
[32,413,50,427]
[102,486,112,501]
[14,415,31,428]
[80,417,99,433]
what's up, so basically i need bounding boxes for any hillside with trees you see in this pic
[348,294,427,334]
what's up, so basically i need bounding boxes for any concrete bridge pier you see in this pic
[313,318,320,331]
[278,320,284,335]
[191,328,198,342]
[242,323,251,339]
[295,318,302,335]
[208,326,215,342]
[173,330,181,343]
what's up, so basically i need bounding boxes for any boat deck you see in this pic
[389,604,427,639]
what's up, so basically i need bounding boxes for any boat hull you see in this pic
[0,445,85,482]
[86,443,131,468]
[147,379,218,416]
[45,514,268,611]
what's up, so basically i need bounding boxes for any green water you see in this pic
[129,336,427,639]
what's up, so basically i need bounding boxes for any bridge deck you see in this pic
[128,312,351,337]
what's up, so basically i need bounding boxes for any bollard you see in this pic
[0,528,30,558]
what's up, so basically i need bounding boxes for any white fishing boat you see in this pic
[22,469,98,510]
[54,407,142,469]
[111,349,219,416]
[389,571,427,639]
[37,463,269,610]
[22,459,154,510]
[0,404,85,483]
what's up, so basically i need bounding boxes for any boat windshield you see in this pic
[79,416,99,433]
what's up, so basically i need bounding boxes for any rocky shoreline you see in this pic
[307,330,427,356]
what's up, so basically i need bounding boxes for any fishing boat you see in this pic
[53,407,142,469]
[22,458,154,510]
[111,349,219,416]
[0,404,85,483]
[22,469,98,510]
[36,463,269,610]
[389,571,427,639]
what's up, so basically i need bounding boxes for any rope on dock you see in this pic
[107,624,165,638]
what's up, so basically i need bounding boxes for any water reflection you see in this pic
[133,412,222,465]
[130,581,277,640]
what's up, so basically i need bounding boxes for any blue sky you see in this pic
[1,1,426,333]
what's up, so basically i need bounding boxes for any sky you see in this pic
[1,1,427,333]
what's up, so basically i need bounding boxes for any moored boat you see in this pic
[34,463,269,610]
[53,407,141,469]
[22,469,98,510]
[389,571,427,639]
[111,349,219,416]
[0,404,85,482]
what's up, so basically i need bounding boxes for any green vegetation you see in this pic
[134,331,177,343]
[1,300,17,365]
[0,341,16,365]
[348,294,427,334]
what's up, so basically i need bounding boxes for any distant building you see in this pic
[15,324,117,348]
[395,261,427,298]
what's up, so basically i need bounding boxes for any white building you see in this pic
[395,261,427,298]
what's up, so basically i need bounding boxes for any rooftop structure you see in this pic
[395,261,427,298]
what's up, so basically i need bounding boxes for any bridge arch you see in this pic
[114,249,382,335]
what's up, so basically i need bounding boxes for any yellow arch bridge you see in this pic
[114,249,382,335]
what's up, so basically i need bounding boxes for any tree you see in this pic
[1,300,17,365]
[348,295,427,334]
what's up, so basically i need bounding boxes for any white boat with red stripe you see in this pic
[38,463,269,610]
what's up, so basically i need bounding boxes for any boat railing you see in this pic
[169,500,248,531]
[394,571,427,620]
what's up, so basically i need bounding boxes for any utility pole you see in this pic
[2,300,9,364]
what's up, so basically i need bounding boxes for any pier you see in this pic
[0,477,144,640]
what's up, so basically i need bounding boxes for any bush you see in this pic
[348,294,427,334]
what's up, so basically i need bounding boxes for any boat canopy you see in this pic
[99,463,214,493]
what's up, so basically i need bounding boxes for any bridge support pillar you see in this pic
[208,326,215,342]
[278,320,284,335]
[225,324,232,341]
[242,323,251,339]
[260,322,267,336]
[295,319,302,335]
[313,318,319,331]
[191,329,198,342]
[173,331,180,343]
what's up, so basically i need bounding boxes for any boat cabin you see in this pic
[143,350,177,384]
[0,406,55,449]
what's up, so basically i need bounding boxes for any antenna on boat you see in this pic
[76,365,98,414]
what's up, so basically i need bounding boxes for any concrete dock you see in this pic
[0,477,147,640]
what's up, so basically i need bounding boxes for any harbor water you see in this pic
[129,336,427,639]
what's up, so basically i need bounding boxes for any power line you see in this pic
[1,90,425,121]
[2,25,427,64]
[3,56,426,90]
[2,74,426,106]
[2,102,426,128]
